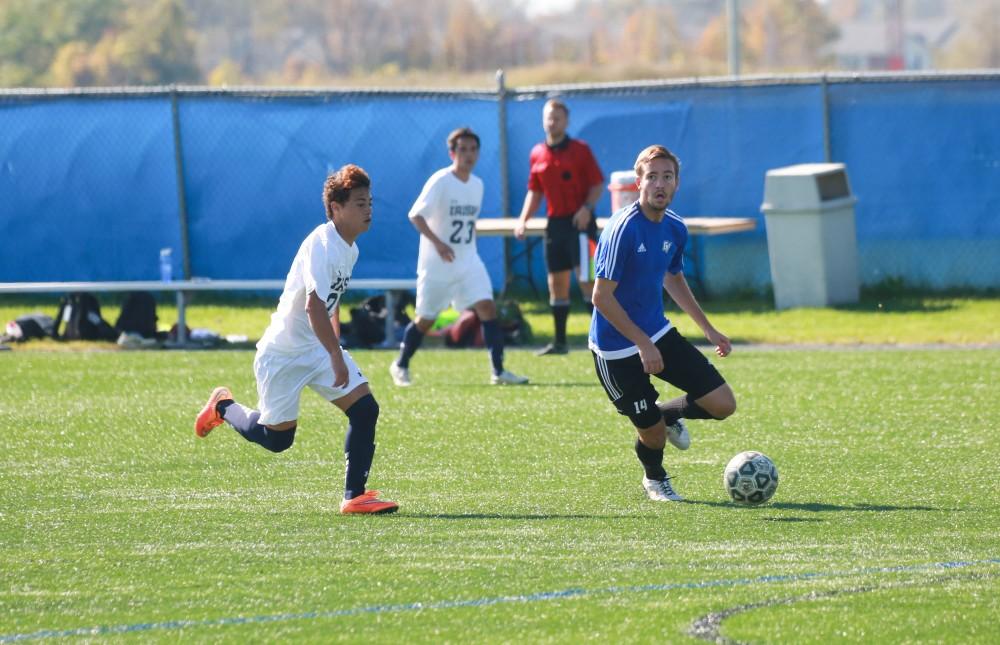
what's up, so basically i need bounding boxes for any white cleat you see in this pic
[389,360,412,387]
[491,369,529,385]
[665,418,690,450]
[642,475,684,502]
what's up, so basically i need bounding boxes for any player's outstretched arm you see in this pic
[662,272,731,357]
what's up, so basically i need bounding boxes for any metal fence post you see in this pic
[727,0,741,76]
[496,69,513,292]
[821,75,832,163]
[170,87,192,280]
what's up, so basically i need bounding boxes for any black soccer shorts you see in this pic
[592,328,726,428]
[544,215,598,273]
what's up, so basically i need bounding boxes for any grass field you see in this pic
[1,345,998,642]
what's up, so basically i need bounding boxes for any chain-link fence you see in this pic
[2,72,998,293]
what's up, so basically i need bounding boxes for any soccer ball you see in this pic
[723,451,778,505]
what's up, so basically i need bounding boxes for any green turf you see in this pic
[1,347,997,642]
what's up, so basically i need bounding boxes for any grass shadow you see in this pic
[678,296,958,316]
[402,512,631,520]
[830,300,955,315]
[448,382,596,389]
[683,500,945,512]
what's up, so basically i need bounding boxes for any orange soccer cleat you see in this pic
[194,386,234,438]
[339,490,399,515]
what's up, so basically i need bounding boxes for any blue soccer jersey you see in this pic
[588,202,688,359]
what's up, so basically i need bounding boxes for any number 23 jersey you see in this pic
[409,167,483,277]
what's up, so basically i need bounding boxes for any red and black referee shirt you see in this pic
[527,136,604,218]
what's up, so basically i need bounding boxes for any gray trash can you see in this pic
[760,163,860,310]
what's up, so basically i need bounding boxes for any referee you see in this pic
[515,98,604,355]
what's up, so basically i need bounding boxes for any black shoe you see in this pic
[536,342,568,356]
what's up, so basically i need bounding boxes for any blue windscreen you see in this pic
[1,78,997,290]
[179,94,503,283]
[0,97,182,281]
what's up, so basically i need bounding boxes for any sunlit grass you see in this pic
[1,347,997,641]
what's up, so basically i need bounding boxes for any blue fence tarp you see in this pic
[0,97,183,281]
[2,75,998,290]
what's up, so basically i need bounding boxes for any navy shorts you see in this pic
[592,328,726,424]
[544,215,598,273]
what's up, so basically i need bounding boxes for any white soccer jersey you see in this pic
[409,167,484,276]
[257,221,358,355]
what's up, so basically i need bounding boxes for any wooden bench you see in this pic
[0,278,416,347]
[476,216,757,295]
[476,216,757,237]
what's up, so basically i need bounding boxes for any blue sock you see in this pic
[344,394,379,500]
[396,321,424,369]
[481,318,504,375]
[219,401,296,453]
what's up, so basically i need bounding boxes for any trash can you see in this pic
[760,163,859,310]
[608,170,639,212]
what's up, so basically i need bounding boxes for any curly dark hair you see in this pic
[323,164,371,221]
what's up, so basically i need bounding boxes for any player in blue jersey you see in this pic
[589,145,736,503]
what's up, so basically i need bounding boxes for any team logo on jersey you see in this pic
[327,272,350,313]
[637,243,647,253]
[662,241,672,253]
[449,201,478,217]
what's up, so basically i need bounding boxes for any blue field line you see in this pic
[3,557,998,642]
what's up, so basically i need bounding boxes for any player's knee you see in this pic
[709,395,737,420]
[346,394,380,428]
[699,384,736,420]
[474,299,497,320]
[268,426,297,452]
[625,401,662,431]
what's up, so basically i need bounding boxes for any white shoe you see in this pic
[389,360,411,387]
[666,418,690,450]
[491,369,529,385]
[642,475,683,502]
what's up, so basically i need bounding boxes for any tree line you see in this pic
[0,0,995,89]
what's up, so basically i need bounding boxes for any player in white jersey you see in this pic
[390,127,528,386]
[194,164,397,515]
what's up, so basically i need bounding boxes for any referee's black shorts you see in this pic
[592,328,726,427]
[544,215,598,274]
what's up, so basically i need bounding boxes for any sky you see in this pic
[522,0,578,17]
[522,0,831,15]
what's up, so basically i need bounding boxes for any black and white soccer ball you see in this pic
[723,451,778,505]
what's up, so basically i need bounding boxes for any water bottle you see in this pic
[159,248,173,282]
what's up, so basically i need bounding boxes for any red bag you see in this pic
[444,310,484,348]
